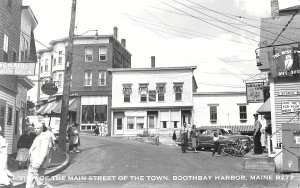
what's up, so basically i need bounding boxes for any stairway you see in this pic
[243,152,276,172]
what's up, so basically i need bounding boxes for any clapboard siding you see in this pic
[274,81,300,145]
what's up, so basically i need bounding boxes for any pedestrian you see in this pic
[26,122,51,188]
[253,113,263,154]
[180,122,189,153]
[16,128,33,169]
[94,123,100,136]
[69,123,80,153]
[190,125,198,153]
[172,130,177,141]
[212,132,221,157]
[44,123,57,165]
[0,135,13,187]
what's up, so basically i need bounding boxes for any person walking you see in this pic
[44,123,56,165]
[212,132,221,157]
[26,123,51,188]
[16,129,33,169]
[69,123,80,153]
[94,123,100,136]
[0,135,13,187]
[190,125,198,153]
[180,122,189,153]
[253,113,262,154]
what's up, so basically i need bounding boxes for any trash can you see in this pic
[282,123,300,172]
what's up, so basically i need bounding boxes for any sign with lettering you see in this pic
[0,62,36,75]
[282,101,300,114]
[246,82,264,103]
[270,48,300,78]
[41,82,58,95]
[278,91,300,96]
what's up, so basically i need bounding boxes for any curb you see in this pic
[14,152,70,187]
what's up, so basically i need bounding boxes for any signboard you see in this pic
[278,91,300,96]
[282,101,300,114]
[246,82,264,103]
[270,48,300,78]
[0,62,36,75]
[41,82,58,95]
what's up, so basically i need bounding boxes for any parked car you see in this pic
[26,115,45,127]
[177,127,253,152]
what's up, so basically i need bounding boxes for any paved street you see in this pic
[44,135,288,188]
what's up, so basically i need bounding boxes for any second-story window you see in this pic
[98,71,106,86]
[173,83,183,101]
[58,57,62,65]
[148,90,156,102]
[85,47,93,62]
[58,74,63,87]
[99,47,107,61]
[123,84,132,103]
[2,34,8,62]
[84,71,92,86]
[40,65,43,73]
[53,58,56,67]
[156,84,166,102]
[139,84,148,102]
[45,59,49,72]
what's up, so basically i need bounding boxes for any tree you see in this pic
[27,100,35,110]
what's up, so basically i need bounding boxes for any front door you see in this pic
[114,113,124,135]
[147,115,157,134]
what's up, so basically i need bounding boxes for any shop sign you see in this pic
[41,82,58,95]
[0,62,36,75]
[246,82,264,103]
[282,101,300,114]
[278,91,300,96]
[270,48,300,78]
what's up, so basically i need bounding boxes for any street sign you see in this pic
[246,82,264,103]
[0,62,36,75]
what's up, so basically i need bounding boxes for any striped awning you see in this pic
[200,125,254,133]
[41,101,60,115]
[257,98,270,114]
[52,98,77,114]
[35,103,47,114]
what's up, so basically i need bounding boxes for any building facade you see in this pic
[109,65,197,136]
[0,0,37,154]
[193,92,263,135]
[36,27,131,135]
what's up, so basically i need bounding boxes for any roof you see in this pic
[193,91,245,96]
[22,6,38,29]
[108,66,197,72]
[257,98,271,114]
[279,5,300,14]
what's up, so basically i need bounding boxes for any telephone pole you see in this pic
[58,0,77,152]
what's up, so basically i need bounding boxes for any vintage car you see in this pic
[177,127,253,152]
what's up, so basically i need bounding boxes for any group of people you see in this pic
[67,123,80,154]
[93,122,108,137]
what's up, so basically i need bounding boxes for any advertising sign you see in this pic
[246,82,264,103]
[281,101,300,114]
[0,62,36,75]
[270,48,300,78]
[41,82,58,95]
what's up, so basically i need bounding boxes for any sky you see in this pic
[23,0,300,102]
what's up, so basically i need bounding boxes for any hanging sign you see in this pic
[282,101,300,114]
[0,62,36,75]
[246,82,264,103]
[41,82,58,95]
[270,48,300,78]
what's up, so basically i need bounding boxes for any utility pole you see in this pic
[58,0,77,152]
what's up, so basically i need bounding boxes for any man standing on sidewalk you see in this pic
[180,122,189,153]
[26,123,51,188]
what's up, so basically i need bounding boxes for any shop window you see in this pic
[127,117,134,129]
[85,47,93,62]
[136,117,144,129]
[82,105,95,124]
[7,106,13,125]
[161,121,167,128]
[173,83,183,101]
[95,105,107,123]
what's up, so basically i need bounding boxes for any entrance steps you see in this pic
[243,152,275,172]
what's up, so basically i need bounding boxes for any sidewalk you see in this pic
[7,149,70,187]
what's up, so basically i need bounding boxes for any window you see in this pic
[123,84,132,102]
[98,71,106,86]
[12,50,16,62]
[40,66,43,73]
[85,47,93,62]
[2,34,8,62]
[173,121,178,128]
[148,90,156,102]
[139,84,148,102]
[239,105,247,120]
[99,47,107,61]
[81,105,107,124]
[157,84,166,102]
[162,121,167,128]
[6,0,12,10]
[210,106,217,122]
[58,57,62,65]
[53,58,56,67]
[7,106,12,125]
[84,71,92,86]
[53,74,57,87]
[117,118,122,130]
[45,59,49,72]
[24,41,28,59]
[136,117,144,129]
[127,117,134,129]
[173,83,183,101]
[58,74,63,87]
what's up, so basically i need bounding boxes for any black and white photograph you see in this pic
[0,0,300,187]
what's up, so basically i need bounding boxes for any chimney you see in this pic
[271,0,279,19]
[113,27,118,39]
[121,39,126,48]
[151,56,155,68]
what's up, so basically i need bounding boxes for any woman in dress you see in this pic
[16,128,33,169]
[190,125,198,153]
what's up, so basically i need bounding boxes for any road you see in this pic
[46,135,287,188]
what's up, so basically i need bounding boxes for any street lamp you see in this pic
[255,50,262,67]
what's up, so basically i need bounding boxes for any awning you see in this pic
[53,98,77,113]
[257,98,271,114]
[200,125,254,133]
[35,103,47,114]
[41,101,59,115]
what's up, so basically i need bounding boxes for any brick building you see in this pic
[36,27,131,135]
[0,0,37,154]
